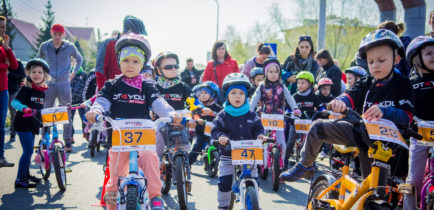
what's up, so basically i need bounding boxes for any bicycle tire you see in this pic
[175,156,188,210]
[307,178,338,208]
[228,191,236,210]
[52,145,67,191]
[259,166,268,180]
[272,148,280,192]
[208,150,219,178]
[245,186,259,210]
[90,130,97,157]
[160,154,171,195]
[38,147,51,180]
[126,184,139,210]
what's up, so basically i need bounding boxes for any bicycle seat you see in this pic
[333,145,359,154]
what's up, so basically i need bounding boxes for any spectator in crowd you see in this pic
[242,43,271,79]
[429,10,434,38]
[202,41,239,88]
[180,58,203,89]
[315,49,342,97]
[282,35,319,79]
[0,16,18,167]
[37,23,83,152]
[7,60,25,142]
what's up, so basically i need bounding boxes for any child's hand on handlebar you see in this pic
[201,107,213,116]
[85,111,98,123]
[293,109,301,117]
[169,112,183,125]
[218,136,229,146]
[257,134,266,141]
[329,100,347,113]
[363,105,383,121]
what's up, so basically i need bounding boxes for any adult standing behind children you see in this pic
[180,58,202,89]
[0,16,18,167]
[37,23,83,152]
[242,43,271,79]
[315,49,342,97]
[95,15,147,90]
[7,60,25,143]
[282,35,319,79]
[202,41,240,88]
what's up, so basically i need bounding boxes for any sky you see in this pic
[11,0,297,68]
[10,0,434,68]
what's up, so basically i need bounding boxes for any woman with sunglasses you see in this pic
[153,52,192,157]
[282,35,319,79]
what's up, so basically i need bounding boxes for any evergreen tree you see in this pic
[0,0,16,48]
[36,0,55,48]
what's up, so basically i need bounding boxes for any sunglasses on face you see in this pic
[299,36,312,41]
[163,64,179,70]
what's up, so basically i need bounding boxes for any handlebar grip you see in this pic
[211,140,220,147]
[403,128,423,140]
[264,138,275,143]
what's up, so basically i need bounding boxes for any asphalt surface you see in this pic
[0,114,314,210]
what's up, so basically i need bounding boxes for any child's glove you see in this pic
[293,109,301,117]
[23,108,33,115]
[201,107,213,116]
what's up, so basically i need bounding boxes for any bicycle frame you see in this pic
[263,131,283,170]
[420,147,434,210]
[233,164,260,210]
[37,125,66,169]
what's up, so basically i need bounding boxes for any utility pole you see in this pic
[317,0,326,50]
[214,0,219,40]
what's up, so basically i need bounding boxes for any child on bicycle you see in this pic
[315,78,334,159]
[250,59,299,169]
[188,81,222,165]
[211,73,265,210]
[11,58,50,188]
[280,30,414,187]
[152,52,192,158]
[403,36,434,210]
[281,69,297,94]
[284,71,319,168]
[345,66,368,88]
[249,67,264,93]
[85,33,182,210]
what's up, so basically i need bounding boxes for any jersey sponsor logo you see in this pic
[163,93,183,101]
[114,93,146,101]
[412,81,434,89]
[297,101,314,108]
[30,97,44,104]
[365,100,395,107]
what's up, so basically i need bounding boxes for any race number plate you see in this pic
[231,140,263,165]
[204,121,214,137]
[328,112,343,120]
[41,107,69,126]
[364,119,408,150]
[294,119,312,134]
[417,120,434,146]
[111,119,156,152]
[261,114,284,131]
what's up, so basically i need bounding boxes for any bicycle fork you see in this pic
[420,150,434,210]
[117,151,148,206]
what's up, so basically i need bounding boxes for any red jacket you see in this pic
[96,39,121,90]
[202,56,239,88]
[0,47,18,91]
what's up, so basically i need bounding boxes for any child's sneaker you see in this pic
[26,175,41,183]
[280,162,314,182]
[15,179,37,188]
[150,196,164,210]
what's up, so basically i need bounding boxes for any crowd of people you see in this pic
[0,10,434,210]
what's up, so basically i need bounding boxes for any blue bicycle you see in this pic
[213,139,267,210]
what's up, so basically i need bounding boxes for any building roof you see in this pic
[65,27,94,40]
[10,18,41,49]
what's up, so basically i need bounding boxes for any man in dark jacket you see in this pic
[7,60,25,142]
[180,58,203,89]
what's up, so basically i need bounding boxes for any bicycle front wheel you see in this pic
[175,156,188,210]
[52,145,67,191]
[38,146,51,180]
[126,185,139,210]
[89,130,97,157]
[207,150,219,178]
[272,148,281,192]
[245,186,259,210]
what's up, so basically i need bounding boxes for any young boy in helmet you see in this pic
[85,33,183,210]
[211,73,265,210]
[403,36,434,209]
[280,30,414,186]
[188,81,222,165]
[315,77,334,159]
[345,66,368,88]
[284,71,320,168]
[249,67,264,93]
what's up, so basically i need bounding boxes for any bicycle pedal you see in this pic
[311,198,333,210]
[65,168,72,173]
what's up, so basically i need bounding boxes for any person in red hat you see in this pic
[37,23,83,152]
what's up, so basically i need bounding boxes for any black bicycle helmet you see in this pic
[153,52,179,77]
[25,58,50,74]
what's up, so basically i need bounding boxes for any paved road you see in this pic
[0,114,315,210]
